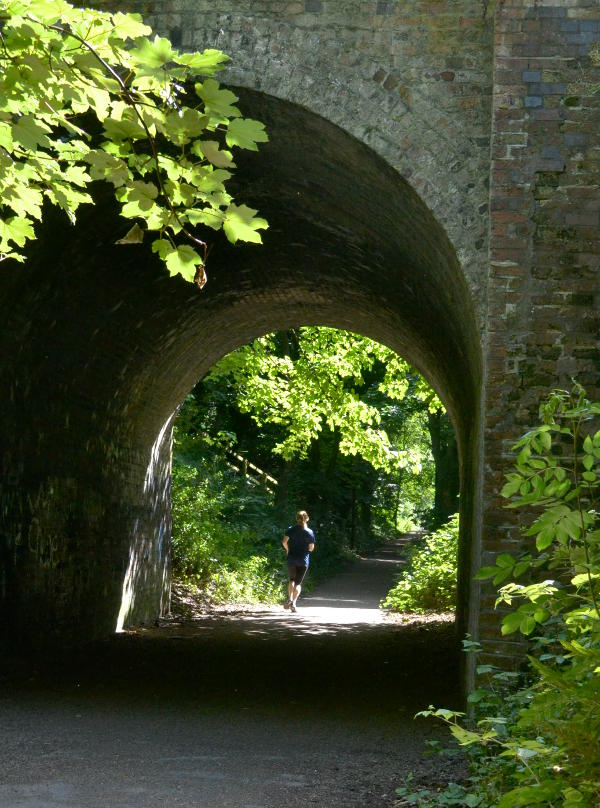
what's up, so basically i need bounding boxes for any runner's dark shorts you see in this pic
[288,562,308,585]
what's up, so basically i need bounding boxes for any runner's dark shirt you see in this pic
[286,524,315,566]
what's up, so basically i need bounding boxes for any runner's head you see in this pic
[296,510,309,525]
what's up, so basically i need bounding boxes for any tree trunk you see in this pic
[427,409,459,526]
[350,487,356,549]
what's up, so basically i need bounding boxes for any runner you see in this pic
[282,510,315,612]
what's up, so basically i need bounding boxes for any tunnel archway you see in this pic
[0,89,482,648]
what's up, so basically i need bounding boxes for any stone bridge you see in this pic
[1,0,598,684]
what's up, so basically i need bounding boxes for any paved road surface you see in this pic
[0,548,462,807]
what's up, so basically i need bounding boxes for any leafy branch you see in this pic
[414,386,600,808]
[207,326,439,473]
[46,17,210,285]
[0,0,269,285]
[477,386,600,636]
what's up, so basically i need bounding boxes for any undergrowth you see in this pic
[171,452,359,604]
[171,459,284,604]
[397,385,600,807]
[381,513,458,613]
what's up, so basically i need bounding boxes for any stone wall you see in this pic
[0,94,483,650]
[105,0,495,321]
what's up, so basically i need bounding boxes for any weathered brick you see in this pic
[484,0,600,679]
[564,132,590,146]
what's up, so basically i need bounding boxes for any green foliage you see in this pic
[171,391,357,597]
[380,513,458,612]
[208,326,438,475]
[396,772,483,807]
[171,457,283,604]
[417,385,600,807]
[170,328,455,605]
[203,326,447,544]
[477,384,600,638]
[372,408,437,534]
[0,0,267,284]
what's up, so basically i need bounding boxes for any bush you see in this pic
[412,386,600,807]
[171,458,285,604]
[380,513,458,613]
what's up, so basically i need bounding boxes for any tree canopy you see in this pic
[172,327,458,599]
[207,327,443,473]
[0,0,268,286]
[187,327,457,535]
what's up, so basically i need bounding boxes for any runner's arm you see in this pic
[282,535,289,555]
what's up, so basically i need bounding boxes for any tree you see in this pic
[208,326,437,475]
[0,0,268,286]
[204,327,453,534]
[427,409,459,525]
[172,328,455,589]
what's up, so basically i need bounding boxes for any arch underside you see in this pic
[0,90,482,644]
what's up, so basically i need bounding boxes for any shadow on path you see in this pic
[0,542,463,808]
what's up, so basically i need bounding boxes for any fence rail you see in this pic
[225,451,278,494]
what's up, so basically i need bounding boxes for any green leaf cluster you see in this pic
[171,329,448,594]
[477,385,600,639]
[396,770,483,807]
[380,513,459,613]
[0,0,267,282]
[416,385,600,807]
[208,326,439,476]
[171,456,283,604]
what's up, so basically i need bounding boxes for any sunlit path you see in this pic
[0,543,460,808]
[301,552,406,618]
[162,539,452,637]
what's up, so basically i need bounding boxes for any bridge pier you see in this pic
[1,1,598,688]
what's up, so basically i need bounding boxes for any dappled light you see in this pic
[162,549,455,641]
[141,607,454,641]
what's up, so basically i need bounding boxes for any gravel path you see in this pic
[0,545,464,807]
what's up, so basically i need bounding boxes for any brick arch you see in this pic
[135,0,494,322]
[0,0,597,687]
[0,89,482,647]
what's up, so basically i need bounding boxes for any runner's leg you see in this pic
[285,563,295,607]
[291,565,307,606]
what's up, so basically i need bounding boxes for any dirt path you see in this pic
[0,545,464,807]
